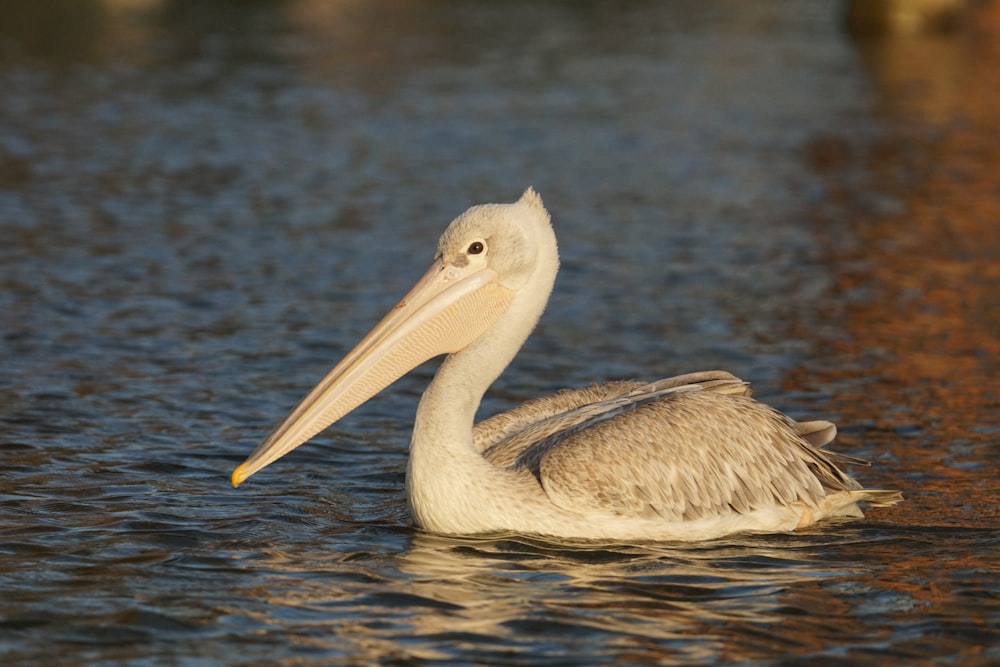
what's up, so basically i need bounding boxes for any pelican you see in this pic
[232,188,901,541]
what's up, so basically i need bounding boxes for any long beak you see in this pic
[231,258,514,487]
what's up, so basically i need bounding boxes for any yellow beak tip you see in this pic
[231,464,249,488]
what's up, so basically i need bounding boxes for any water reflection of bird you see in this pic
[232,189,901,541]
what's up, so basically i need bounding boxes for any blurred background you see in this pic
[1,1,998,665]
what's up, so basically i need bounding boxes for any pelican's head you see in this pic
[231,188,556,487]
[435,186,556,293]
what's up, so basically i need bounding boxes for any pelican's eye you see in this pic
[467,241,485,255]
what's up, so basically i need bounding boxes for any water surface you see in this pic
[1,1,997,664]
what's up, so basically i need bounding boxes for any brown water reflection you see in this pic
[794,12,1000,531]
[779,20,1000,661]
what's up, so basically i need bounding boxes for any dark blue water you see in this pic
[1,1,997,664]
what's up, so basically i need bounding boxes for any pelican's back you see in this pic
[476,371,901,528]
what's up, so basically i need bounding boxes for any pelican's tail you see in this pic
[852,488,904,507]
[806,488,903,525]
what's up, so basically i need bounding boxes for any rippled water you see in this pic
[1,1,998,664]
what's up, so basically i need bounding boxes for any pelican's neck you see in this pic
[406,241,558,532]
[414,268,553,445]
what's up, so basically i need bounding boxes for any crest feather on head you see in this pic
[518,187,547,217]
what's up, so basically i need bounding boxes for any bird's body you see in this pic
[233,189,901,541]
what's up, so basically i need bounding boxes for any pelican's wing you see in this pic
[473,379,646,453]
[495,381,873,523]
[480,371,751,466]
